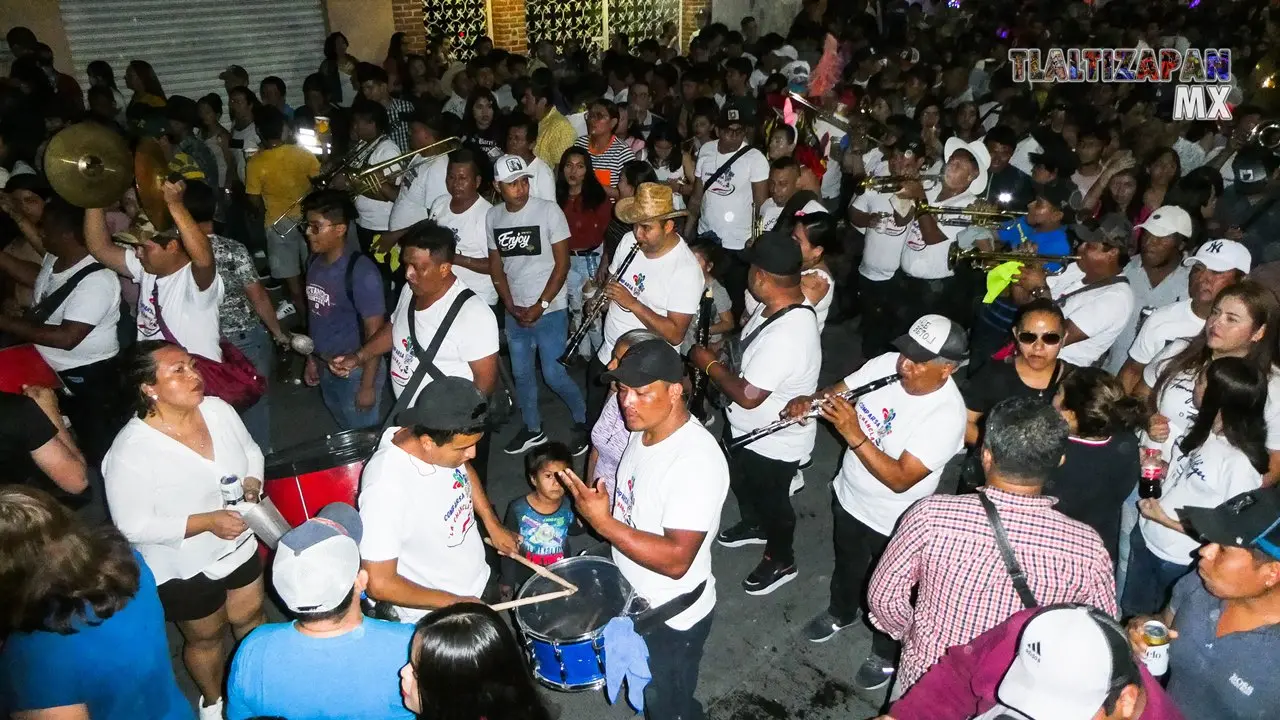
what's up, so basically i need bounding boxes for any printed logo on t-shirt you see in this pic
[613,475,636,527]
[615,269,647,316]
[708,167,737,196]
[856,401,897,447]
[442,467,475,547]
[390,336,417,385]
[519,514,570,565]
[307,282,333,316]
[903,221,926,251]
[137,291,160,338]
[494,226,542,257]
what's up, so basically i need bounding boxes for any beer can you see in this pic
[1141,620,1170,676]
[220,475,244,507]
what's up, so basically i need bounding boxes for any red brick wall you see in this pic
[391,0,427,53]
[490,0,529,53]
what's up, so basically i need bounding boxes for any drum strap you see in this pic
[632,579,707,635]
[380,288,476,433]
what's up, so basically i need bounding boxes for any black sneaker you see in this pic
[570,423,590,456]
[742,556,797,595]
[803,610,857,643]
[503,429,547,454]
[716,522,766,548]
[852,654,895,692]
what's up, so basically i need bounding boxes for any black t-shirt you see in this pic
[963,359,1067,415]
[1044,431,1141,564]
[0,392,58,485]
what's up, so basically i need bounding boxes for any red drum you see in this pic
[0,344,61,393]
[263,430,380,528]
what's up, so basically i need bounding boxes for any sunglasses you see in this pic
[1017,331,1062,345]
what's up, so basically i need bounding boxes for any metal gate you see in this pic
[525,0,680,54]
[605,0,681,46]
[422,0,489,60]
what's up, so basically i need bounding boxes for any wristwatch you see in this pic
[539,299,551,310]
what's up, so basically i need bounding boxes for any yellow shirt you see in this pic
[535,108,577,167]
[245,144,320,226]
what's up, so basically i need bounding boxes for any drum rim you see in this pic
[264,429,379,477]
[514,555,632,644]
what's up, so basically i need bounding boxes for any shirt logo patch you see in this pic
[1229,673,1255,697]
[494,226,542,257]
[613,475,636,527]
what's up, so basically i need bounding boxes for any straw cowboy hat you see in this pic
[616,182,689,224]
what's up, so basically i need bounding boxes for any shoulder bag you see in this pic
[151,283,266,410]
[978,492,1038,609]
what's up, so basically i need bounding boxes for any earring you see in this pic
[149,394,158,401]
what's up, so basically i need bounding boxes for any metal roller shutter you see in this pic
[59,0,327,107]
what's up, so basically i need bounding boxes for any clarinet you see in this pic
[558,242,642,366]
[725,373,903,452]
[688,286,715,414]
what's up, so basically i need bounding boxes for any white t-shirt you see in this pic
[387,153,449,232]
[388,281,499,403]
[429,194,497,305]
[759,198,784,231]
[127,253,224,362]
[695,141,770,250]
[1010,134,1042,176]
[596,232,703,364]
[1142,339,1280,459]
[833,352,967,534]
[568,111,588,139]
[1047,264,1136,367]
[527,156,557,202]
[1127,299,1204,366]
[1141,432,1262,564]
[358,428,489,623]
[486,198,572,311]
[232,123,259,183]
[812,118,846,200]
[726,304,821,461]
[1106,259,1190,374]
[103,397,262,584]
[31,254,121,372]
[853,189,908,281]
[354,137,401,231]
[611,418,729,630]
[899,186,976,280]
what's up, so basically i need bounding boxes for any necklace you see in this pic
[155,415,209,454]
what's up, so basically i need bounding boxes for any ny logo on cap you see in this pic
[1206,240,1225,254]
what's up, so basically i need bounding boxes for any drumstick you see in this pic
[489,588,576,612]
[484,538,580,593]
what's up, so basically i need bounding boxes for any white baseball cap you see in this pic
[272,503,363,614]
[1184,238,1252,274]
[893,314,968,363]
[1136,205,1193,239]
[494,154,535,184]
[998,607,1133,720]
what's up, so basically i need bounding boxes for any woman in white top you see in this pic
[742,209,837,334]
[643,125,694,210]
[1125,356,1268,617]
[103,341,267,719]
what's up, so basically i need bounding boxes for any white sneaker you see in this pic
[275,300,297,320]
[198,696,224,720]
[789,470,806,497]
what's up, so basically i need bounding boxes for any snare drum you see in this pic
[514,556,635,692]
[0,344,61,394]
[263,429,379,528]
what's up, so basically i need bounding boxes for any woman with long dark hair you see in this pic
[124,59,167,138]
[643,123,694,209]
[463,88,506,166]
[1047,367,1146,564]
[1123,356,1268,615]
[87,59,128,125]
[383,32,408,96]
[558,147,613,361]
[320,32,358,105]
[400,603,551,720]
[0,486,190,719]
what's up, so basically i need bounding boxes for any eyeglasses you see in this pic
[304,222,335,233]
[1017,331,1062,345]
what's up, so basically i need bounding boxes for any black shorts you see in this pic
[156,551,262,622]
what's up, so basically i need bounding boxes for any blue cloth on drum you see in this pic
[603,616,651,712]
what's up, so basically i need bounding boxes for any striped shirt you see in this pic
[575,135,635,189]
[867,487,1118,690]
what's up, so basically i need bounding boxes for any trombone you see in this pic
[860,174,943,192]
[1247,120,1280,150]
[269,137,378,234]
[948,245,1079,274]
[349,136,462,200]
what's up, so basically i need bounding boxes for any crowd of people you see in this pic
[3,0,1280,718]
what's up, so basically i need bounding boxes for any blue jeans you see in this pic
[319,360,387,430]
[1121,526,1194,616]
[1116,485,1141,601]
[228,326,272,453]
[505,309,586,431]
[567,251,603,358]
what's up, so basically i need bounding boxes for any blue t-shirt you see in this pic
[226,617,415,720]
[978,219,1071,335]
[0,552,193,720]
[306,251,387,357]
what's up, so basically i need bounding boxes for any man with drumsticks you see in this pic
[589,182,703,423]
[793,314,968,696]
[559,339,729,720]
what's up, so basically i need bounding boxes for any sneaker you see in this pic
[716,521,766,548]
[504,428,547,454]
[853,654,896,692]
[198,697,224,720]
[743,556,798,595]
[570,423,590,456]
[275,300,297,320]
[789,470,806,496]
[803,610,857,643]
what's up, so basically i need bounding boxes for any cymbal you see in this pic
[134,138,172,233]
[44,124,134,209]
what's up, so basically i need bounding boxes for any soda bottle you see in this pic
[1139,448,1165,499]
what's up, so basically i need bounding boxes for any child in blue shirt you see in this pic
[500,442,579,599]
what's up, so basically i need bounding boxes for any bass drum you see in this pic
[263,429,380,528]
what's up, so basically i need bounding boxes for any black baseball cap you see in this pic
[1036,178,1081,224]
[1180,487,1280,561]
[718,106,745,129]
[601,339,684,387]
[1029,148,1078,177]
[395,376,489,429]
[1071,212,1131,251]
[745,230,803,276]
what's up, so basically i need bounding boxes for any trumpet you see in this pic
[1248,120,1280,150]
[860,174,943,192]
[947,245,1080,273]
[916,201,1026,227]
[558,242,642,366]
[726,374,903,451]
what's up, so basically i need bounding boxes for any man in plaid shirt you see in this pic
[868,397,1118,698]
[356,62,416,152]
